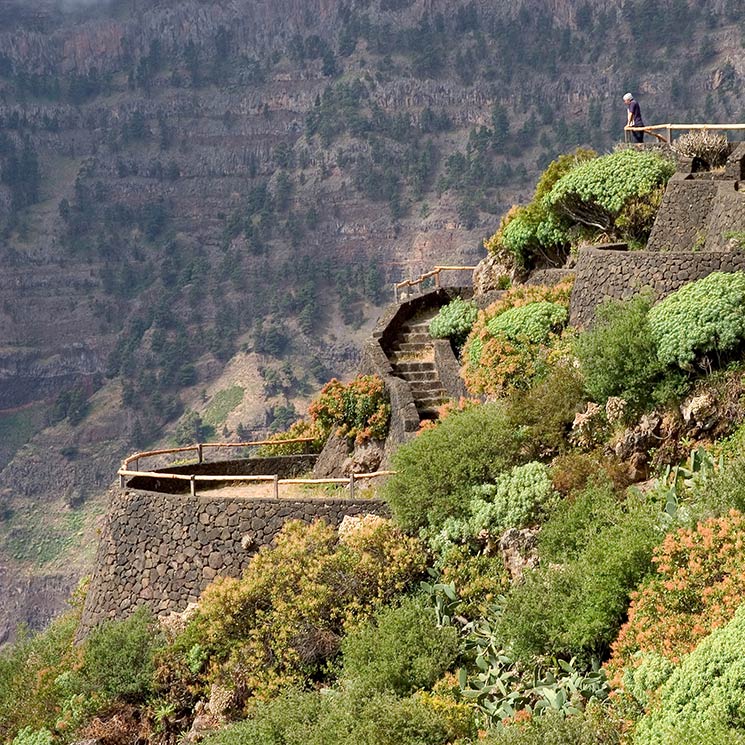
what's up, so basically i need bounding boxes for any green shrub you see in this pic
[647,272,745,370]
[487,301,568,344]
[499,204,570,269]
[0,611,80,739]
[428,298,478,348]
[633,604,745,744]
[340,596,461,697]
[173,518,427,702]
[79,606,162,703]
[383,403,526,532]
[689,456,745,518]
[504,362,587,460]
[462,280,573,396]
[481,704,621,745]
[546,149,674,243]
[203,689,323,745]
[537,480,621,563]
[470,462,557,533]
[308,375,390,444]
[10,729,54,745]
[574,293,664,412]
[203,688,476,745]
[426,463,557,556]
[436,547,509,619]
[497,486,659,663]
[485,148,597,269]
[622,652,675,710]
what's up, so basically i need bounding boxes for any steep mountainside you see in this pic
[1,0,744,639]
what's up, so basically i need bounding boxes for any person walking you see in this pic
[624,92,644,142]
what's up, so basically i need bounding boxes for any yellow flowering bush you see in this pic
[175,518,427,703]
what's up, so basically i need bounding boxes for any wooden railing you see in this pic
[120,437,317,470]
[118,438,394,498]
[625,123,745,145]
[393,265,477,302]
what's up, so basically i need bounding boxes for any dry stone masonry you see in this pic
[647,143,745,252]
[80,488,388,635]
[569,247,745,328]
[569,142,745,327]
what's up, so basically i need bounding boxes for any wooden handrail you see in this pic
[393,265,477,301]
[122,437,317,468]
[117,463,395,498]
[624,122,745,144]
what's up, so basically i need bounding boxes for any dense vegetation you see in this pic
[485,149,675,271]
[9,259,745,742]
[9,131,745,744]
[2,0,743,448]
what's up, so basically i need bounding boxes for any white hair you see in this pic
[623,93,633,101]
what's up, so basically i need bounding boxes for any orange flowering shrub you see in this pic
[308,375,390,444]
[609,510,745,675]
[462,279,573,396]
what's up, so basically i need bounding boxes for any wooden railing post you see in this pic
[273,474,279,499]
[349,474,355,498]
[190,475,196,497]
[197,443,203,463]
[119,473,126,488]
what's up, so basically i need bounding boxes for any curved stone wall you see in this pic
[359,286,470,463]
[569,247,745,327]
[79,488,388,635]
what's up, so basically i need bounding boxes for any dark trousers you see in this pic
[632,130,645,143]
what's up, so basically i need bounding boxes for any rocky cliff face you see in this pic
[1,0,744,639]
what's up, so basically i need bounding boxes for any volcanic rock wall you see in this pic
[80,487,388,634]
[569,247,745,327]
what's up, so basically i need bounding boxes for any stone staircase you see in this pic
[387,309,449,421]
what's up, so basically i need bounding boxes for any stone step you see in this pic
[409,381,447,395]
[416,395,449,408]
[389,354,435,367]
[398,332,432,344]
[417,407,441,420]
[391,341,430,354]
[395,369,439,382]
[401,321,432,334]
[391,360,436,372]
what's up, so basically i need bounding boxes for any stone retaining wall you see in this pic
[79,489,388,634]
[647,177,718,252]
[647,143,745,253]
[569,247,745,327]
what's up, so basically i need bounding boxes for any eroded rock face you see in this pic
[312,431,351,479]
[610,413,663,481]
[343,439,384,475]
[313,434,384,478]
[498,527,540,583]
[472,254,510,296]
[680,392,718,431]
